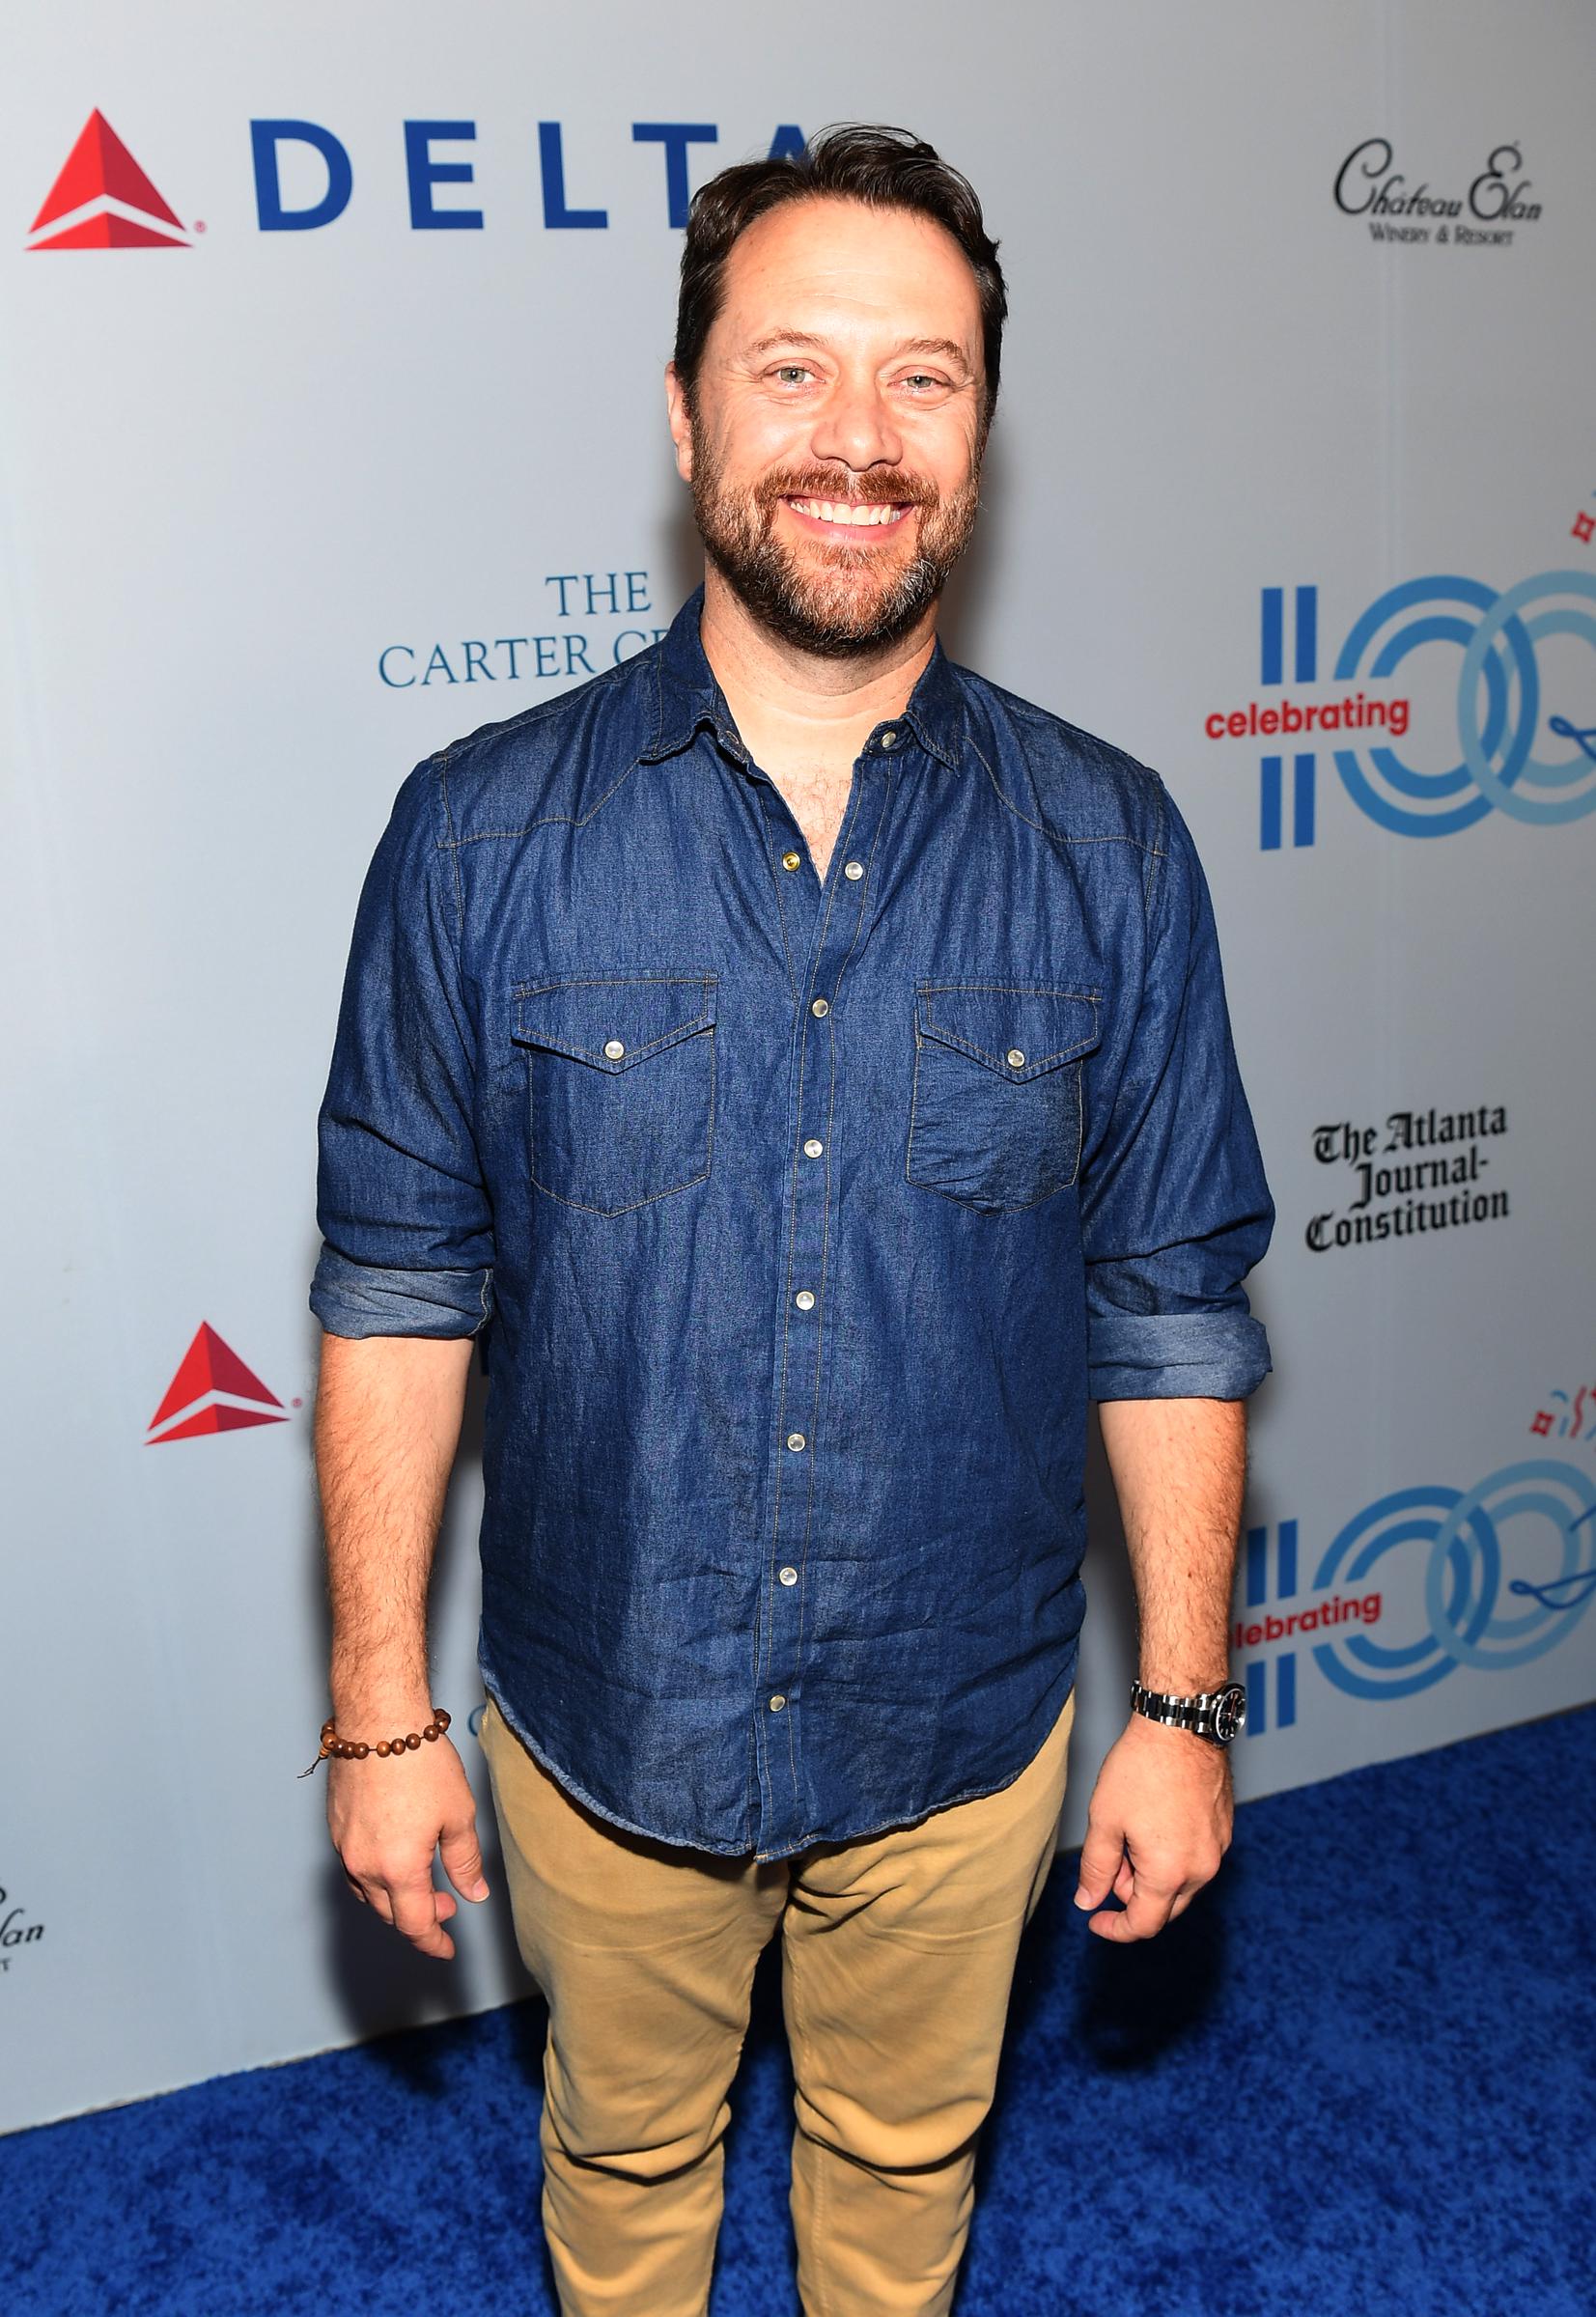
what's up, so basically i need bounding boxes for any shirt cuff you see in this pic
[1087,1309,1272,1401]
[309,1244,494,1338]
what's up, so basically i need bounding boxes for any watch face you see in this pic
[1214,1686,1247,1744]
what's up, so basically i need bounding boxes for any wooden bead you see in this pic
[311,1708,446,1764]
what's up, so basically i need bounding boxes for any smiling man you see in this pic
[310,124,1274,2317]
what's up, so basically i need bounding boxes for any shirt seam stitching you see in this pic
[966,729,1166,855]
[434,751,467,938]
[437,766,646,850]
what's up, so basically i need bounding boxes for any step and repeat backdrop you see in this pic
[4,0,1593,2133]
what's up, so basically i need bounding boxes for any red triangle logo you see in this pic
[151,1400,288,1443]
[147,1323,288,1444]
[30,111,188,250]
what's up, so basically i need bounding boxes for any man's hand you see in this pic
[1073,1713,1233,1941]
[327,1730,490,1962]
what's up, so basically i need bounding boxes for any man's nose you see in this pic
[808,376,903,472]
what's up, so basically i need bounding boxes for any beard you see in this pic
[686,418,983,660]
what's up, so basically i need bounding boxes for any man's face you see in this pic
[668,196,987,657]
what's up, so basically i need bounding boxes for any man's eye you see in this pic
[773,365,812,385]
[903,373,947,392]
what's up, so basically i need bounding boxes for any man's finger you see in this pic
[387,1875,455,1960]
[350,1875,394,1926]
[1089,1864,1182,1942]
[1074,1821,1126,1910]
[439,1818,490,1904]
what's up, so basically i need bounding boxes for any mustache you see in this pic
[754,466,939,511]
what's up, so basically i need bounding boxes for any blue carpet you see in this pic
[5,1706,1594,2317]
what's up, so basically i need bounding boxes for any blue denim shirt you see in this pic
[310,585,1274,1862]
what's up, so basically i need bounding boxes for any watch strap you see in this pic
[1129,1678,1246,1745]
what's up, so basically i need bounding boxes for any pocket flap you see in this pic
[915,981,1100,1080]
[513,972,716,1073]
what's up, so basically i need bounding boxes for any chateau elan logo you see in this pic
[1333,138,1543,246]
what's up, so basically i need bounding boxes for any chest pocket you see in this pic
[906,981,1101,1214]
[511,971,716,1215]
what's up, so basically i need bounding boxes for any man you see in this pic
[310,123,1274,2317]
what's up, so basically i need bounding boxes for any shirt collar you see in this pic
[641,583,965,770]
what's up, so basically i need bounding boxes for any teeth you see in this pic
[789,498,907,527]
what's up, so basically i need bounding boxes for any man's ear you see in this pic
[664,362,694,484]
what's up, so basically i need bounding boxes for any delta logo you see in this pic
[28,110,191,251]
[146,1322,293,1444]
[26,110,809,248]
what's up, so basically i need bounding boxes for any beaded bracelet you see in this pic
[299,1706,451,1777]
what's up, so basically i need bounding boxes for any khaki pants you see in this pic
[480,1686,1076,2317]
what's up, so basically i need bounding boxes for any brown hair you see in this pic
[673,123,1008,428]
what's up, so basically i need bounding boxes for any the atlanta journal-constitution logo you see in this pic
[1204,571,1596,848]
[1306,1103,1511,1257]
[1333,138,1544,246]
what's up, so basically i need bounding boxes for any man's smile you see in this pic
[780,495,914,538]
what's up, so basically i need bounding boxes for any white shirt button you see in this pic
[802,1137,824,1158]
[794,1290,815,1311]
[881,730,899,749]
[810,996,829,1017]
[843,859,864,880]
[1006,1047,1026,1068]
[779,1566,798,1585]
[786,1432,806,1451]
[770,1693,787,1711]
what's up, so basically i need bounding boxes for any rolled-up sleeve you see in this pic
[309,758,495,1340]
[1079,788,1274,1400]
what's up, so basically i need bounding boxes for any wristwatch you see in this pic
[1129,1678,1247,1747]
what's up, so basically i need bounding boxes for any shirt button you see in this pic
[603,1039,626,1060]
[786,1432,806,1451]
[881,730,899,749]
[810,996,829,1017]
[802,1137,824,1158]
[778,1565,798,1585]
[781,850,801,871]
[770,1693,787,1711]
[794,1290,815,1311]
[843,859,864,880]
[1006,1047,1026,1068]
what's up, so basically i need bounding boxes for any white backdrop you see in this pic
[5,0,1594,2134]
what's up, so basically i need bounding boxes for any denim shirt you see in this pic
[310,585,1274,1862]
